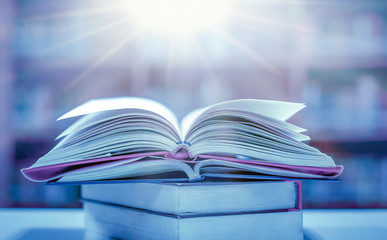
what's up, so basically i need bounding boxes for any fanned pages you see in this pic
[21,97,343,182]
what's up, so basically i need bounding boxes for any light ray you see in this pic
[230,21,292,46]
[234,11,319,34]
[64,30,141,90]
[165,37,174,87]
[213,28,281,74]
[22,6,119,22]
[190,37,217,80]
[42,19,126,54]
[239,0,344,6]
[60,14,118,34]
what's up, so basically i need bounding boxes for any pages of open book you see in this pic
[56,97,306,142]
[57,157,334,183]
[57,97,180,137]
[180,99,306,140]
[194,159,335,179]
[58,159,196,182]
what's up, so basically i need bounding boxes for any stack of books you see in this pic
[21,97,343,239]
[82,181,303,240]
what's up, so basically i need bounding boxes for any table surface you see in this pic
[0,209,386,240]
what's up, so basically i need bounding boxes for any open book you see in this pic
[21,97,343,182]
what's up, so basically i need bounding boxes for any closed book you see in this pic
[81,180,301,215]
[84,200,303,240]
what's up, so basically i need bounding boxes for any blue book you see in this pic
[84,201,303,240]
[82,181,303,240]
[81,181,301,215]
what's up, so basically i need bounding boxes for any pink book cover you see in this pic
[21,151,343,182]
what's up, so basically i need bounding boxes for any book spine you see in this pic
[168,143,193,159]
[285,180,302,211]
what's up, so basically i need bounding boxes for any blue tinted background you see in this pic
[1,0,387,208]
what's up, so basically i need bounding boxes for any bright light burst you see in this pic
[31,0,336,88]
[121,0,234,35]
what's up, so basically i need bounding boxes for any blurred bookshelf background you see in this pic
[1,0,387,208]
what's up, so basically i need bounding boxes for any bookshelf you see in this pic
[0,0,15,207]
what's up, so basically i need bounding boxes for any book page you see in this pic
[180,107,207,140]
[57,97,180,132]
[185,99,305,123]
[194,159,330,179]
[211,99,305,121]
[56,109,179,141]
[181,99,305,140]
[58,159,195,182]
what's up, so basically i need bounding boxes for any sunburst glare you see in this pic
[64,29,141,90]
[27,0,331,89]
[120,0,234,35]
[42,19,126,54]
[213,28,281,74]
